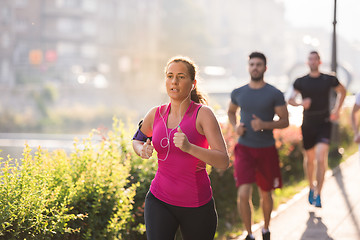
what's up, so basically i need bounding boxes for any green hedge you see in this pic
[0,118,144,239]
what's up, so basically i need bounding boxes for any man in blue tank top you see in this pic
[288,51,346,208]
[228,52,289,240]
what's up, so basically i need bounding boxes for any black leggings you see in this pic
[144,191,218,240]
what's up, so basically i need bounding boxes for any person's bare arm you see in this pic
[227,101,246,136]
[251,105,289,131]
[330,83,346,121]
[132,107,156,158]
[351,103,360,143]
[227,101,239,128]
[288,88,301,107]
[288,88,311,109]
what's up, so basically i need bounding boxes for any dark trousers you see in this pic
[144,191,217,240]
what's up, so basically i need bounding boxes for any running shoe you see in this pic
[315,194,322,208]
[308,189,314,205]
[245,235,255,240]
[262,231,270,240]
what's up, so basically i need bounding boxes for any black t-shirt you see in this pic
[293,73,340,119]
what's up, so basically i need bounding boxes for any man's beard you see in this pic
[250,72,264,82]
[251,73,263,82]
[310,66,319,72]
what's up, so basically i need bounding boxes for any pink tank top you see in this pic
[150,101,212,207]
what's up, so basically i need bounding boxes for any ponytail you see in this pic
[191,86,208,105]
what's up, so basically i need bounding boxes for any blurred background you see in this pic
[0,0,359,156]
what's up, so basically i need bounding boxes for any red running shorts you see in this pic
[233,143,282,191]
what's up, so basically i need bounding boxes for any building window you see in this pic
[1,7,11,24]
[56,0,81,8]
[83,20,97,36]
[57,18,76,33]
[15,18,28,32]
[57,42,77,56]
[14,0,28,7]
[1,33,10,49]
[82,0,97,12]
[1,60,10,83]
[81,43,97,58]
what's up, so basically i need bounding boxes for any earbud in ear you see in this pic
[191,84,195,90]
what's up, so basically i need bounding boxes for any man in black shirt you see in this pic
[288,51,346,207]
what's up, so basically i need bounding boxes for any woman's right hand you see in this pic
[140,139,154,159]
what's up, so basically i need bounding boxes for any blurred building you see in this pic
[0,0,359,114]
[1,0,42,86]
[0,0,140,89]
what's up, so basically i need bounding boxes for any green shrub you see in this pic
[0,147,78,239]
[64,118,138,240]
[125,151,157,240]
[274,126,304,184]
[0,117,140,239]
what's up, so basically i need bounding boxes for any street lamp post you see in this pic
[330,0,340,148]
[331,0,337,73]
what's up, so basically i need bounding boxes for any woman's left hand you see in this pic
[173,127,191,152]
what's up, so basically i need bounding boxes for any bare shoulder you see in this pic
[197,105,218,125]
[148,106,158,116]
[143,106,158,121]
[141,106,159,136]
[198,105,216,118]
[196,105,217,135]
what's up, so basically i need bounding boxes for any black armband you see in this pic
[132,120,151,142]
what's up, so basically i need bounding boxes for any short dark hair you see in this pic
[309,51,320,60]
[249,52,267,66]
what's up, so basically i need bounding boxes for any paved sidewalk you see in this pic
[238,152,360,240]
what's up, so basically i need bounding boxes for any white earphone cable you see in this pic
[157,87,193,161]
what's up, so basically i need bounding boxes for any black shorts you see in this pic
[301,117,332,150]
